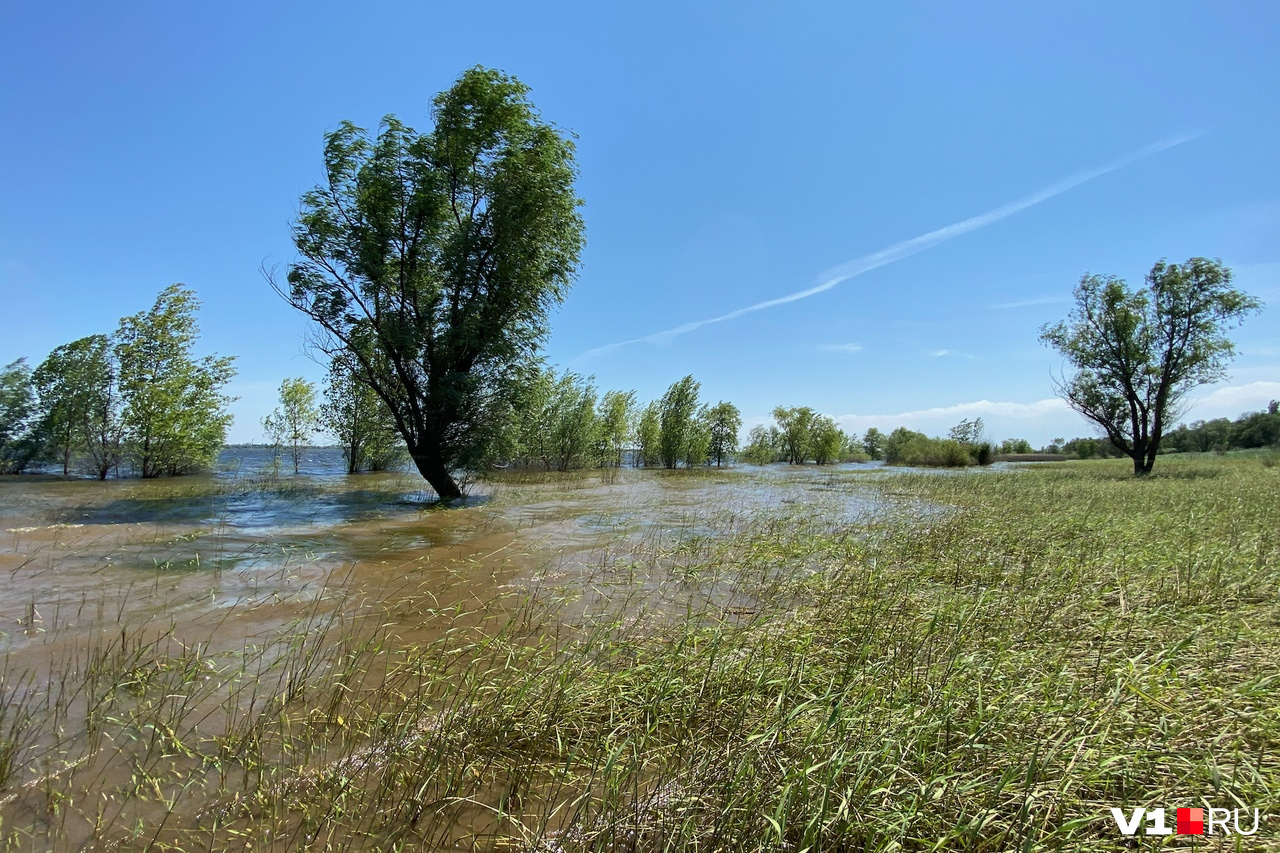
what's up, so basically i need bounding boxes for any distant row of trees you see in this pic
[0,285,235,478]
[1161,402,1280,453]
[741,407,854,465]
[1016,402,1280,460]
[881,426,994,467]
[498,371,741,471]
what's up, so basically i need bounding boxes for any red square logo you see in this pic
[1177,808,1204,835]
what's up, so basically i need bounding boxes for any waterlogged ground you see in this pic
[0,454,915,659]
[6,453,1273,852]
[0,451,926,850]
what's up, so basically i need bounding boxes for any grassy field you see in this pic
[1,455,1277,850]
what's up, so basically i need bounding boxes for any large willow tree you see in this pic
[280,67,585,499]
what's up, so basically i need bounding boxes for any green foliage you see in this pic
[596,389,637,468]
[659,375,705,468]
[884,427,973,467]
[771,405,816,464]
[947,417,984,445]
[32,335,123,478]
[320,351,405,473]
[861,427,887,460]
[997,437,1034,455]
[504,368,608,471]
[8,288,230,480]
[705,401,741,467]
[841,433,871,462]
[809,414,846,465]
[506,365,555,468]
[1057,436,1120,459]
[1040,258,1261,475]
[635,401,662,468]
[499,369,642,472]
[1163,407,1280,453]
[740,424,780,464]
[547,371,599,471]
[743,409,846,465]
[115,285,236,478]
[263,377,321,474]
[0,359,38,474]
[282,67,585,499]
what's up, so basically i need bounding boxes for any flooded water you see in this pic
[0,455,938,850]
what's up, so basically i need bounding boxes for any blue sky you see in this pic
[2,2,1277,446]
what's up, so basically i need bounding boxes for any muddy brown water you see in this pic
[0,457,919,850]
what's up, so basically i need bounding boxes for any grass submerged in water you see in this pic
[2,455,1278,850]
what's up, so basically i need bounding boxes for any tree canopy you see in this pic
[116,285,236,478]
[1040,258,1261,475]
[0,360,37,474]
[263,377,321,474]
[32,336,118,476]
[280,66,585,499]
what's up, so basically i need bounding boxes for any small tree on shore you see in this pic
[740,425,780,464]
[809,415,846,465]
[772,406,817,464]
[948,417,984,445]
[596,390,637,468]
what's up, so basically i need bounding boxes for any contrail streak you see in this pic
[574,133,1201,361]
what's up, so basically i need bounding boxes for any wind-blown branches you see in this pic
[275,67,584,499]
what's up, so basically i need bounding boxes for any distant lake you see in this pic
[216,445,400,480]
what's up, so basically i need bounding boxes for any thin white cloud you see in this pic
[990,295,1070,310]
[838,398,1069,423]
[932,349,952,357]
[818,343,864,354]
[1186,380,1280,415]
[828,397,1072,443]
[575,132,1203,361]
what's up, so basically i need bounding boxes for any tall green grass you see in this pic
[1,455,1276,849]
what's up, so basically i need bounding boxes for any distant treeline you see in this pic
[844,419,995,468]
[0,286,235,478]
[496,371,741,470]
[1161,403,1280,453]
[8,288,1273,480]
[1032,402,1280,460]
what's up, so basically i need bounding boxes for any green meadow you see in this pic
[1,454,1277,850]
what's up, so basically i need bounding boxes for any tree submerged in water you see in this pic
[278,67,585,499]
[116,285,236,478]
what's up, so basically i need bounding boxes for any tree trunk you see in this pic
[409,443,464,500]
